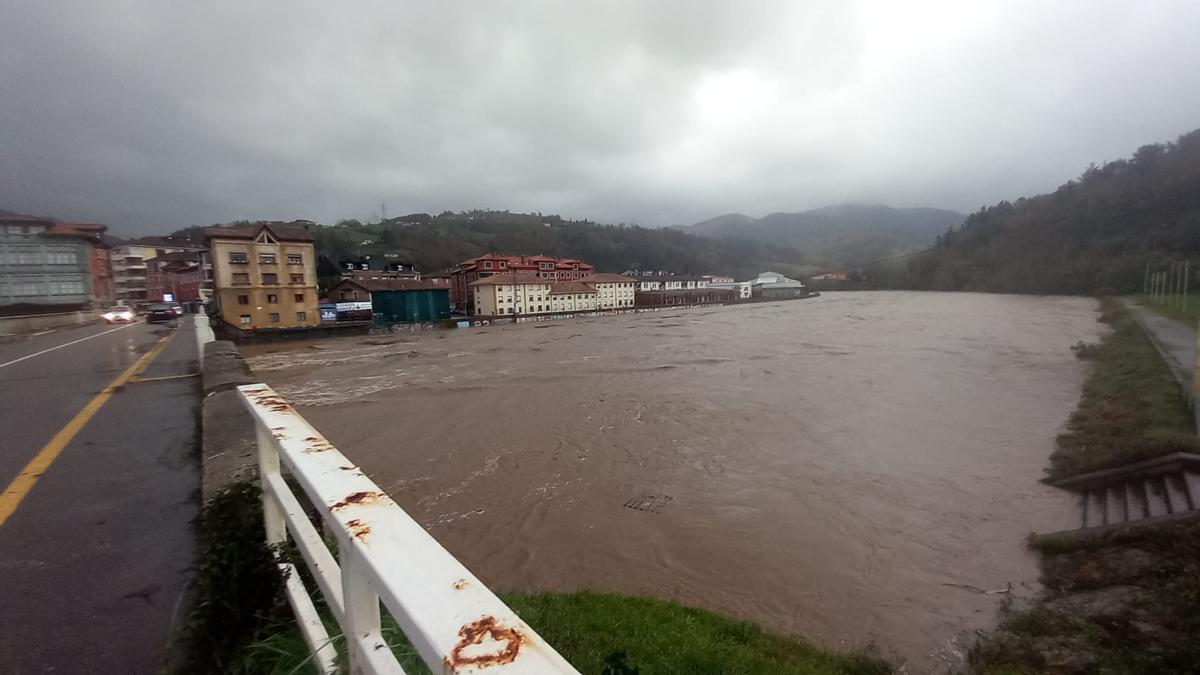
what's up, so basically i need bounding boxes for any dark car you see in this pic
[146,303,177,323]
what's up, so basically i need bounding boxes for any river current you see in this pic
[243,291,1104,672]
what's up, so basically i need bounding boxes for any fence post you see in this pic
[340,548,382,674]
[256,421,286,545]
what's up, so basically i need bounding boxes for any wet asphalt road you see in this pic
[0,318,201,674]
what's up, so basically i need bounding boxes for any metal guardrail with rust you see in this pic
[237,383,580,674]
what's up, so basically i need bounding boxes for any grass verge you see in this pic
[1047,298,1197,479]
[1131,293,1200,330]
[235,592,891,675]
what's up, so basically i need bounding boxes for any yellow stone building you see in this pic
[205,221,320,332]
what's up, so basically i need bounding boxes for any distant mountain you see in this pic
[689,205,964,268]
[899,129,1200,294]
[692,213,756,237]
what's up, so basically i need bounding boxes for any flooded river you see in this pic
[243,291,1104,672]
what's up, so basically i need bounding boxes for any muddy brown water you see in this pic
[243,291,1104,672]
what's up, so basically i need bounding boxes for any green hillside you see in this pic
[309,210,811,278]
[898,129,1200,294]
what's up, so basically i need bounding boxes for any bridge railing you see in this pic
[238,383,579,674]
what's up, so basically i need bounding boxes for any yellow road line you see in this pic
[0,331,175,527]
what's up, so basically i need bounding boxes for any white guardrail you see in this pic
[238,383,580,675]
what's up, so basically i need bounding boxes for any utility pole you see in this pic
[1144,262,1151,295]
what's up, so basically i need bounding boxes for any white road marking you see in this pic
[0,322,141,370]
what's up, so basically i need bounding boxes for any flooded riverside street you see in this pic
[243,291,1105,672]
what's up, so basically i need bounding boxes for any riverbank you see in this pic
[972,298,1200,674]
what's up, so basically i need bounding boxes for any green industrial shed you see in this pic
[324,277,451,323]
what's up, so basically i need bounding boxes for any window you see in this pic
[262,273,278,284]
[267,294,278,303]
[259,253,276,264]
[290,273,303,284]
[233,272,250,285]
[287,254,302,265]
[229,252,247,263]
[296,311,307,321]
[237,294,249,305]
[269,313,280,322]
[294,293,304,302]
[239,314,251,325]
[483,261,492,269]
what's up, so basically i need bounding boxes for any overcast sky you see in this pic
[3,1,1200,236]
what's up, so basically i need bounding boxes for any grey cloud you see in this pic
[2,1,1199,235]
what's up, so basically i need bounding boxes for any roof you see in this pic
[147,250,205,263]
[580,273,635,283]
[44,221,109,244]
[130,235,205,249]
[0,211,55,224]
[468,271,549,287]
[329,278,448,293]
[454,253,594,272]
[204,221,314,243]
[550,281,598,295]
[355,278,448,292]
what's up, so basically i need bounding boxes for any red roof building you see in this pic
[449,253,594,313]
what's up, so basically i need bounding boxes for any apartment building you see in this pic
[469,272,552,315]
[451,253,594,313]
[205,221,320,332]
[0,211,108,307]
[549,281,599,312]
[580,273,637,309]
[112,237,207,303]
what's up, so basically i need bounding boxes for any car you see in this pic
[101,306,136,323]
[170,303,184,316]
[146,303,177,323]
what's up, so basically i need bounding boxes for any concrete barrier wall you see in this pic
[199,340,259,498]
[0,310,98,336]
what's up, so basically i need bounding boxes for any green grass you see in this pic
[972,522,1200,675]
[1131,293,1200,330]
[233,592,891,675]
[1047,298,1197,479]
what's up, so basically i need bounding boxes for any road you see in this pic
[0,318,201,674]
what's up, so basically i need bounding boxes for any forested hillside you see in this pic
[899,130,1200,294]
[692,204,963,268]
[308,211,810,278]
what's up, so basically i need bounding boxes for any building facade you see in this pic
[145,251,206,303]
[112,237,208,304]
[469,272,553,316]
[324,277,451,323]
[451,253,594,313]
[549,281,599,312]
[205,222,320,332]
[581,273,637,309]
[0,212,100,308]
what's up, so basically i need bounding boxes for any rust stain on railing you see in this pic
[444,616,526,671]
[330,491,384,510]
